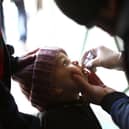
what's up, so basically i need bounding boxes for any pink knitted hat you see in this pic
[13,47,67,111]
[31,47,67,111]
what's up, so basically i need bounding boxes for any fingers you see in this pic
[72,73,92,94]
[23,48,39,57]
[72,73,115,104]
[81,49,96,65]
[17,49,40,70]
[81,48,100,71]
[27,48,39,55]
[86,57,100,68]
[72,73,101,104]
[22,48,40,62]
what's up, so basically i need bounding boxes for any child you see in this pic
[13,46,103,129]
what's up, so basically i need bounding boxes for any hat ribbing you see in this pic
[13,47,67,111]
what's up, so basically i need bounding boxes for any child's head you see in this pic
[13,46,103,111]
[13,47,86,111]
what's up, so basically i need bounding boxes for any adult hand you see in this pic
[17,48,39,71]
[81,46,123,70]
[72,72,115,105]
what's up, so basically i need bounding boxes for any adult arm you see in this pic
[101,92,129,129]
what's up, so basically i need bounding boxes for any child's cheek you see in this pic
[83,68,104,86]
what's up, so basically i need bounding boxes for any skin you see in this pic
[72,74,115,105]
[50,52,88,103]
[17,48,39,70]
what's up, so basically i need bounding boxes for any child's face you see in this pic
[51,52,87,103]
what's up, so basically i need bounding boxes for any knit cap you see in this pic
[13,47,67,111]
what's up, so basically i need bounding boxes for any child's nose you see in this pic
[72,61,79,66]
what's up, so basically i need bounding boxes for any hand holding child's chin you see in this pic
[72,72,115,105]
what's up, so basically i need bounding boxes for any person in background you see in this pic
[12,46,104,129]
[54,0,129,129]
[0,0,6,41]
[0,0,27,43]
[36,0,43,11]
[11,0,27,43]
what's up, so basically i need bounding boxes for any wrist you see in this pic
[100,92,127,113]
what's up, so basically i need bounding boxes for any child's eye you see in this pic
[63,59,69,66]
[63,60,68,66]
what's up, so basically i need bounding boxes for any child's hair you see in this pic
[13,47,67,111]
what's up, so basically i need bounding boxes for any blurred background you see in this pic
[2,0,129,129]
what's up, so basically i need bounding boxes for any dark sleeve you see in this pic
[10,56,19,74]
[100,91,129,129]
[0,81,40,129]
[6,44,19,74]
